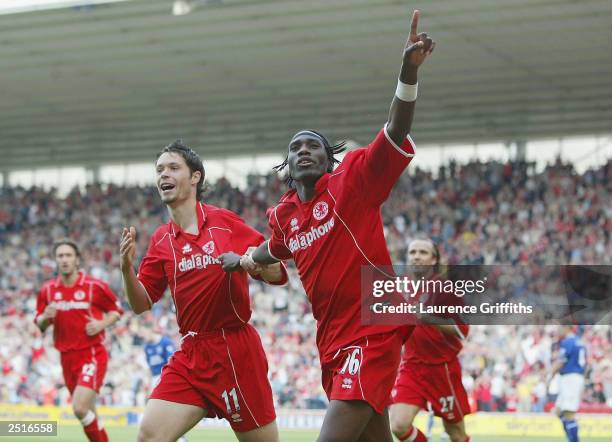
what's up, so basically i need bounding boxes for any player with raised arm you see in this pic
[234,10,435,442]
[119,140,287,442]
[549,325,587,442]
[389,238,471,442]
[35,239,123,442]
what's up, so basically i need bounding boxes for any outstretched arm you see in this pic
[386,10,435,146]
[345,10,435,207]
[220,245,285,283]
[252,241,281,265]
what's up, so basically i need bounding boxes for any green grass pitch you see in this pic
[4,425,609,442]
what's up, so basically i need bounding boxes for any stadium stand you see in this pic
[0,157,610,412]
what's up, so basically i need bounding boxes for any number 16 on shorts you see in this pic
[339,348,362,376]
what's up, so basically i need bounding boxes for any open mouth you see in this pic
[160,183,176,191]
[297,158,315,167]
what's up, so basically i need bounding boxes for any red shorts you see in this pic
[391,358,471,423]
[150,324,275,433]
[321,331,402,414]
[60,344,108,394]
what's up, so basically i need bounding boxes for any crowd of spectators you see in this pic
[0,156,610,412]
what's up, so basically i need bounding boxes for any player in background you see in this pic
[119,140,287,442]
[142,326,187,442]
[35,239,123,442]
[548,325,587,442]
[235,10,435,442]
[389,238,471,442]
[142,326,176,389]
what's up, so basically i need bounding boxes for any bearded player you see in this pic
[35,239,123,442]
[233,10,435,442]
[120,140,287,442]
[390,238,471,442]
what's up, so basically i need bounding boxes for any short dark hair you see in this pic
[274,129,346,188]
[157,139,205,200]
[53,238,81,258]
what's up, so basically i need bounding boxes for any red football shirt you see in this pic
[267,125,415,359]
[402,324,469,365]
[138,202,287,335]
[403,276,470,365]
[35,272,124,352]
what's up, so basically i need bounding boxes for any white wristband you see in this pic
[395,80,418,102]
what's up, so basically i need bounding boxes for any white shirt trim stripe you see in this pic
[453,323,466,340]
[444,362,465,420]
[267,240,282,261]
[167,235,180,324]
[222,329,260,427]
[227,273,247,324]
[272,206,291,252]
[138,280,154,309]
[383,122,415,158]
[155,232,170,246]
[326,188,394,280]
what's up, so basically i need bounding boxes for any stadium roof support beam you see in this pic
[86,165,101,184]
[514,140,527,161]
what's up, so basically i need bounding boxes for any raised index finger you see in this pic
[410,10,420,40]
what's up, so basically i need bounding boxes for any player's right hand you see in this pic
[403,10,435,68]
[240,247,264,275]
[42,305,57,320]
[120,226,137,271]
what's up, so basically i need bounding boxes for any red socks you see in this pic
[398,426,428,442]
[81,411,108,442]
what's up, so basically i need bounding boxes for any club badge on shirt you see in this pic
[313,201,329,220]
[202,241,215,255]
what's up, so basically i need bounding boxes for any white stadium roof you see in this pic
[1,0,611,169]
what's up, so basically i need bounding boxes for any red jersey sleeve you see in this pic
[221,209,265,254]
[266,206,292,261]
[34,285,50,326]
[453,323,470,341]
[137,236,168,305]
[223,210,289,286]
[428,286,469,341]
[91,280,124,315]
[344,124,415,207]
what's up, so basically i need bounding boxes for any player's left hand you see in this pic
[85,316,105,336]
[403,10,435,68]
[219,252,243,272]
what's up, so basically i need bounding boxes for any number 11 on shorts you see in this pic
[221,387,240,414]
